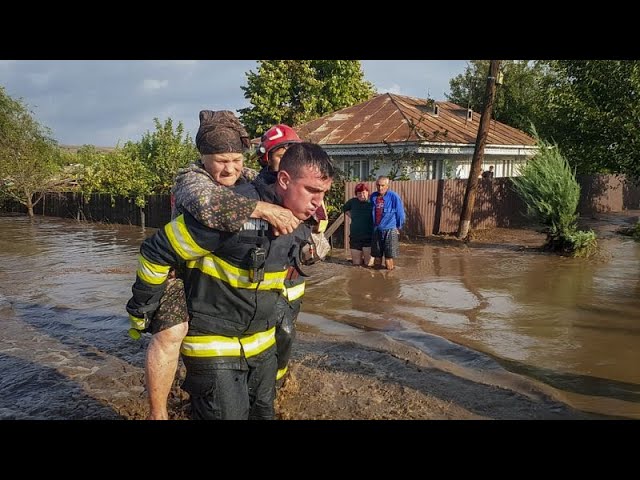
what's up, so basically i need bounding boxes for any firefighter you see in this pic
[138,111,301,420]
[127,142,334,419]
[256,124,330,386]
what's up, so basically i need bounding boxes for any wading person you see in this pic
[255,124,330,387]
[370,176,405,271]
[342,182,374,267]
[126,142,334,419]
[132,110,301,420]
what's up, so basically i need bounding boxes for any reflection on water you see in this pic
[304,234,640,418]
[1,216,639,418]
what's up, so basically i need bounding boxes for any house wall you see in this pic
[450,154,530,179]
[334,153,531,181]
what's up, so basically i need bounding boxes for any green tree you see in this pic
[66,119,196,208]
[239,60,376,136]
[447,60,550,133]
[126,117,198,193]
[80,148,153,207]
[0,87,62,217]
[537,60,640,180]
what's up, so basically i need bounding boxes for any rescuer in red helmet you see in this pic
[256,124,330,387]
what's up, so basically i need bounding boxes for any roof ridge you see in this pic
[388,93,433,141]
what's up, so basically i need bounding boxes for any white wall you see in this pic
[338,153,531,180]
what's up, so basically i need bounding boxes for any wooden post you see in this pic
[457,60,501,239]
[140,206,146,230]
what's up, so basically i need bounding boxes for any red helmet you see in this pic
[258,124,301,166]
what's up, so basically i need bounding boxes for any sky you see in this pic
[0,60,469,148]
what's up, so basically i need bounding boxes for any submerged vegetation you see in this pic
[617,221,640,241]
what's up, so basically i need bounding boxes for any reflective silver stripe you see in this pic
[285,282,305,301]
[180,335,242,357]
[187,255,286,290]
[181,327,276,358]
[136,254,170,285]
[164,215,209,260]
[239,327,276,357]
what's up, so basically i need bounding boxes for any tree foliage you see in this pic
[125,118,198,193]
[0,87,62,216]
[536,60,640,180]
[239,60,376,137]
[69,118,197,206]
[449,60,640,181]
[447,60,550,134]
[78,147,153,208]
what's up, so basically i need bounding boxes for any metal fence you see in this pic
[2,192,172,229]
[2,175,639,240]
[344,175,640,242]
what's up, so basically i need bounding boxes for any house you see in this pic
[294,93,537,180]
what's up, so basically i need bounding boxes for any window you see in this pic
[411,159,437,180]
[342,159,370,180]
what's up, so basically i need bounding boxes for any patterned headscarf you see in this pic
[195,110,251,155]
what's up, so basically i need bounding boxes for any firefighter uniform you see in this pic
[127,181,310,419]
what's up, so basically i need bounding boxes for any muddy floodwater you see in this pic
[0,214,638,419]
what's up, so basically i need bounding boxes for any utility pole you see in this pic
[457,60,501,240]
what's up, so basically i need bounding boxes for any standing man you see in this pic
[127,142,334,420]
[370,176,405,271]
[342,182,374,267]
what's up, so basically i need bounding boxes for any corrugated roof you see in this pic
[295,93,535,147]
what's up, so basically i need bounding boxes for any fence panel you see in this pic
[2,175,639,234]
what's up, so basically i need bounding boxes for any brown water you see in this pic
[0,215,638,419]
[300,213,640,418]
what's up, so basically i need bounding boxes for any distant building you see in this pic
[293,93,537,180]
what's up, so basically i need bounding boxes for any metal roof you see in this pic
[294,93,535,147]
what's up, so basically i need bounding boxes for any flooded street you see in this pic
[0,215,638,419]
[303,216,640,418]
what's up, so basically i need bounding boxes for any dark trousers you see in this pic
[183,348,277,420]
[276,300,300,373]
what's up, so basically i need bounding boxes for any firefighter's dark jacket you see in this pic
[126,181,311,337]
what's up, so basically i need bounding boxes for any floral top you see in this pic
[172,160,259,231]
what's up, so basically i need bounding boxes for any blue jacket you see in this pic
[370,190,405,231]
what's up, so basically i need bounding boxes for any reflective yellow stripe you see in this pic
[129,314,146,330]
[181,327,276,359]
[136,254,170,285]
[284,282,305,301]
[164,214,209,260]
[187,255,286,290]
[316,219,328,233]
[276,366,288,380]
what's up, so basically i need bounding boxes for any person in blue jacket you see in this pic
[370,176,405,271]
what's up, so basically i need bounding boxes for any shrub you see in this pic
[511,127,598,257]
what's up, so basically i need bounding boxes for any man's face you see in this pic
[375,179,389,195]
[201,152,244,187]
[268,146,288,172]
[277,165,333,220]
